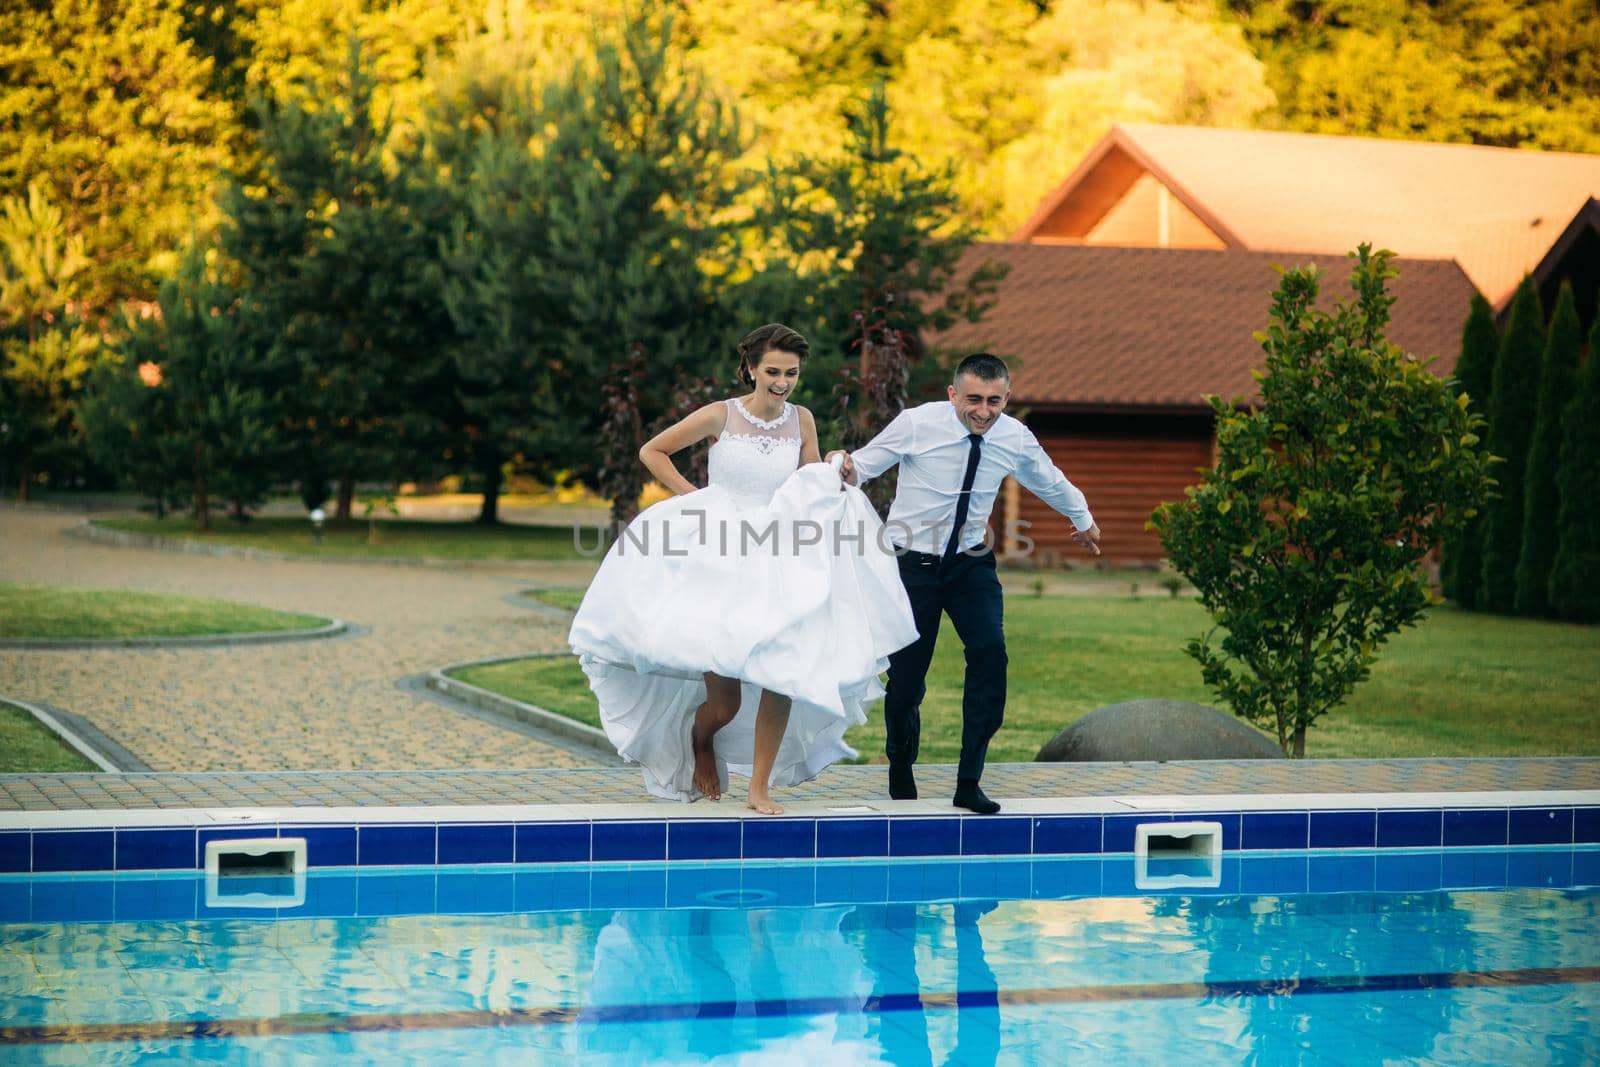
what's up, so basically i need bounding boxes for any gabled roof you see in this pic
[1013,124,1600,311]
[930,243,1477,413]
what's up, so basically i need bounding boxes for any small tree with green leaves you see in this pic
[1549,312,1600,622]
[1438,292,1498,606]
[1150,247,1494,757]
[1479,276,1545,613]
[1515,283,1582,616]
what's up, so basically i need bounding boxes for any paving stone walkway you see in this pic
[0,507,599,772]
[3,759,1596,812]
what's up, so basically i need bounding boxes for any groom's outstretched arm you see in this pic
[834,410,916,486]
[1012,427,1101,555]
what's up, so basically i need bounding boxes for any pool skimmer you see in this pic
[1134,821,1223,889]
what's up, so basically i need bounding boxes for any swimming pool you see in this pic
[2,847,1596,1064]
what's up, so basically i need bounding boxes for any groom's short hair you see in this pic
[953,353,1009,385]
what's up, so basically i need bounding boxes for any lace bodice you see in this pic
[707,397,803,506]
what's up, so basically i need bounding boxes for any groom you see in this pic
[830,353,1101,814]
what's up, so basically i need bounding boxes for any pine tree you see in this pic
[1514,284,1582,616]
[1478,277,1544,613]
[1549,313,1600,622]
[1438,293,1498,606]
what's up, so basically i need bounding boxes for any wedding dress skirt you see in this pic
[569,459,918,801]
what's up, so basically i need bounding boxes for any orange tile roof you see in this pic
[1015,124,1600,310]
[930,243,1477,412]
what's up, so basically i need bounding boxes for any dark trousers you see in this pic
[884,548,1007,782]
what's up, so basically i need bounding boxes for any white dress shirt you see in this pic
[851,401,1095,555]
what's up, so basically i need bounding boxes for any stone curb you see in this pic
[0,696,122,773]
[67,519,603,571]
[0,618,350,651]
[426,652,615,759]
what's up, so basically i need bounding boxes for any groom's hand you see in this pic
[1071,523,1102,556]
[826,450,857,485]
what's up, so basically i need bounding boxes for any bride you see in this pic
[568,324,917,814]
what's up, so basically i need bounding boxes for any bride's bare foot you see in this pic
[691,704,722,801]
[746,787,783,816]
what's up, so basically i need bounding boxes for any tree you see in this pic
[0,0,233,314]
[1151,247,1494,756]
[76,342,188,517]
[1438,293,1498,606]
[1549,313,1600,622]
[1514,283,1582,616]
[0,180,98,501]
[1478,276,1544,613]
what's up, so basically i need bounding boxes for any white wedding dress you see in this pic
[569,397,918,801]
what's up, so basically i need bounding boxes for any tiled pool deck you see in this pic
[4,757,1596,812]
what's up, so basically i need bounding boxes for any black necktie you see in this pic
[944,433,983,559]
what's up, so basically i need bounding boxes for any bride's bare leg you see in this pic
[693,673,740,801]
[748,690,792,815]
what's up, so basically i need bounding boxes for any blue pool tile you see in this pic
[1182,813,1241,852]
[280,826,357,868]
[743,864,814,907]
[591,867,666,908]
[666,864,744,908]
[515,867,589,911]
[1377,810,1441,848]
[1573,848,1600,887]
[516,822,590,864]
[1031,816,1101,855]
[817,818,887,859]
[1031,857,1103,898]
[1104,814,1163,854]
[0,832,28,873]
[1443,809,1507,847]
[115,828,196,871]
[742,819,815,860]
[1509,807,1573,846]
[890,818,961,858]
[300,873,357,918]
[1376,852,1442,892]
[592,821,666,862]
[437,824,514,866]
[1309,811,1375,849]
[1309,853,1375,894]
[358,825,436,866]
[357,871,435,915]
[959,859,1032,900]
[114,877,196,921]
[816,863,890,904]
[1442,850,1509,889]
[0,881,28,921]
[1508,850,1573,888]
[437,870,514,914]
[32,830,114,873]
[668,820,742,861]
[889,859,960,901]
[961,817,1030,856]
[31,879,114,921]
[1574,807,1600,844]
[1241,812,1308,851]
[1240,855,1309,895]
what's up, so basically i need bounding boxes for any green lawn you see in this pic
[0,703,97,772]
[96,516,590,561]
[0,583,328,638]
[465,596,1600,762]
[524,588,586,612]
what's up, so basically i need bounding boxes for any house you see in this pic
[932,124,1599,566]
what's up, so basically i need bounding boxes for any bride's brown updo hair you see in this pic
[736,323,810,385]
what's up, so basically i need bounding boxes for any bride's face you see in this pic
[751,349,802,403]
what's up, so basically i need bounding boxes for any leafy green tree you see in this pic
[107,246,283,528]
[1151,248,1494,756]
[76,344,188,517]
[0,181,99,501]
[1478,276,1544,613]
[1514,283,1582,616]
[1549,313,1600,622]
[0,0,233,312]
[1438,293,1498,606]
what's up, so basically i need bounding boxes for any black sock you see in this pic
[953,778,1000,815]
[889,764,917,801]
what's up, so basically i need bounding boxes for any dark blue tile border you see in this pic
[817,818,887,859]
[889,817,961,858]
[742,819,815,860]
[961,816,1031,856]
[1443,809,1507,847]
[33,830,114,873]
[591,821,665,862]
[516,822,590,864]
[1510,808,1573,846]
[1310,811,1374,849]
[438,824,514,866]
[1576,807,1600,844]
[0,831,29,873]
[115,828,196,871]
[358,825,436,867]
[1033,816,1101,855]
[283,825,358,868]
[1377,810,1441,848]
[668,820,742,861]
[1242,812,1308,851]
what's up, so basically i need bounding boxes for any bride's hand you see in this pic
[825,450,856,484]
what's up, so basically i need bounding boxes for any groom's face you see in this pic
[948,372,1010,435]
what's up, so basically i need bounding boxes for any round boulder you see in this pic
[1035,699,1284,762]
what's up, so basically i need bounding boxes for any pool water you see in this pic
[2,849,1597,1064]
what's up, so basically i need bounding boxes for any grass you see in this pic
[0,583,328,638]
[464,595,1600,763]
[450,656,603,730]
[524,588,586,613]
[0,703,97,772]
[95,516,592,561]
